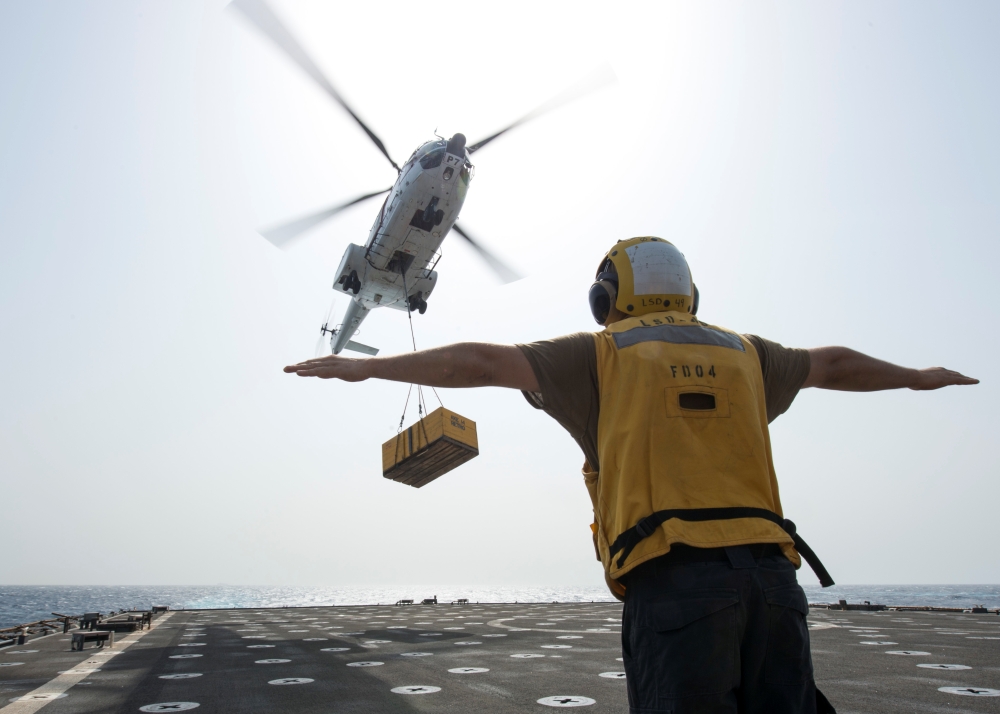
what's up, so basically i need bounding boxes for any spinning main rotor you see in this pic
[231,0,613,281]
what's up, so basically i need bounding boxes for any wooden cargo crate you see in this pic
[382,407,479,488]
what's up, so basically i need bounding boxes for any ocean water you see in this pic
[1,584,997,630]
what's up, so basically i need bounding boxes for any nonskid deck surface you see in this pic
[0,603,998,713]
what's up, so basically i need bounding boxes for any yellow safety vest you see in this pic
[585,311,805,597]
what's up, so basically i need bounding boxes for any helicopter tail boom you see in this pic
[331,298,371,355]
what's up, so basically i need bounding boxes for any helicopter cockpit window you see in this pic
[419,147,446,170]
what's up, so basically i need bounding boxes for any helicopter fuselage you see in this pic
[330,135,472,354]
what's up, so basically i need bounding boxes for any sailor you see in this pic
[285,237,977,714]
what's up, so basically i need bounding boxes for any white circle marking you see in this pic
[938,687,1000,697]
[159,674,202,680]
[537,695,596,707]
[391,685,441,695]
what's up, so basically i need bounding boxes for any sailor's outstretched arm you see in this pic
[803,347,978,391]
[284,342,540,391]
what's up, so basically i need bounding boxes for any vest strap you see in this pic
[608,507,835,587]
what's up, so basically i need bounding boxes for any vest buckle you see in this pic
[634,516,659,538]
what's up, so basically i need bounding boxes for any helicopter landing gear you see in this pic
[408,291,428,314]
[338,270,361,295]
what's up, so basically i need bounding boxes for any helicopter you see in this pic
[232,0,613,355]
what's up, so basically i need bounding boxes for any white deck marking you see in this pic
[391,686,440,694]
[139,703,201,711]
[0,612,175,714]
[919,664,971,670]
[537,695,596,707]
[158,674,203,680]
[937,687,1000,697]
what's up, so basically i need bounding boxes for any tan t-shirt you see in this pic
[516,332,810,471]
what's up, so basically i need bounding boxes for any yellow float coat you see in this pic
[586,311,799,596]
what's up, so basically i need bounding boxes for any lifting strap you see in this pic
[608,507,835,587]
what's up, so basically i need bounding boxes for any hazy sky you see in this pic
[1,0,997,589]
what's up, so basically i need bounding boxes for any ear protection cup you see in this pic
[691,284,699,315]
[588,279,618,325]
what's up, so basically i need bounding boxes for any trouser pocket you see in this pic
[763,582,813,684]
[626,587,740,703]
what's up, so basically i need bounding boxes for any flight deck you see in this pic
[1,602,998,713]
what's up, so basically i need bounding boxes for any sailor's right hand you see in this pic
[909,366,979,390]
[284,355,370,382]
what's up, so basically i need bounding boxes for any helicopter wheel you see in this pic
[418,299,427,315]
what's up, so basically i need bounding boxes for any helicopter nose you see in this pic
[446,133,466,156]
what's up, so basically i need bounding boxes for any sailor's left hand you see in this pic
[284,355,371,381]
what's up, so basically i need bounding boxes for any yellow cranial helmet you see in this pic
[588,237,697,324]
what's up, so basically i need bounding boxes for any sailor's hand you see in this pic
[909,367,979,390]
[284,355,371,381]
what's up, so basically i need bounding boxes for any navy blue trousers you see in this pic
[621,547,824,714]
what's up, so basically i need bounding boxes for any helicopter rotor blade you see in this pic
[450,222,522,284]
[230,0,400,172]
[467,64,617,154]
[260,188,391,248]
